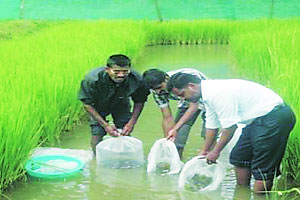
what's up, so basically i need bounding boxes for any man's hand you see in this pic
[199,150,209,156]
[206,150,219,165]
[121,121,134,136]
[199,150,218,164]
[203,125,237,164]
[104,124,120,137]
[121,102,144,136]
[167,128,177,142]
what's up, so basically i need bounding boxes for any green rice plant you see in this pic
[269,174,300,199]
[263,187,300,200]
[0,20,58,40]
[0,96,43,191]
[144,20,230,45]
[229,19,300,181]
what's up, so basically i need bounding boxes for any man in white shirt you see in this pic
[167,72,296,193]
[143,68,207,158]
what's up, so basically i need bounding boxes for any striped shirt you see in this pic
[151,68,207,110]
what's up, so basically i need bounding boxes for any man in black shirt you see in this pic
[78,54,149,154]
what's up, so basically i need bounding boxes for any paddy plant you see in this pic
[0,19,299,194]
[144,20,231,45]
[230,19,300,182]
[0,20,53,40]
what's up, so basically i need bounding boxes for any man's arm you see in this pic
[201,128,219,155]
[167,102,199,140]
[144,89,174,137]
[160,106,175,137]
[122,102,145,135]
[204,125,237,164]
[125,76,150,135]
[83,104,119,136]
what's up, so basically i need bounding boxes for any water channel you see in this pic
[5,45,267,200]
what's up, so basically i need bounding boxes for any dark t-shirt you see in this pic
[78,67,149,113]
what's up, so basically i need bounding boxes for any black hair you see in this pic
[167,72,201,92]
[107,54,131,68]
[142,69,168,89]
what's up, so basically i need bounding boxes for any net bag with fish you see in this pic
[147,138,183,174]
[178,156,226,192]
[96,136,144,168]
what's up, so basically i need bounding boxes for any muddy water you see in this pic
[5,45,264,200]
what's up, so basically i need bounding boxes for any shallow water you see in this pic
[4,45,262,200]
[99,160,144,169]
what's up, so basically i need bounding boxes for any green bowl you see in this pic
[25,155,84,179]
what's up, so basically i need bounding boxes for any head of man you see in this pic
[167,72,201,102]
[105,54,131,83]
[143,69,169,94]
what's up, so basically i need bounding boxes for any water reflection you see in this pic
[232,185,252,200]
[94,162,146,188]
[10,175,90,200]
[179,187,224,200]
[147,173,179,192]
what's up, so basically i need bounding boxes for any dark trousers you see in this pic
[230,104,296,180]
[90,109,132,136]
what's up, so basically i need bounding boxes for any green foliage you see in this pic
[144,20,230,45]
[0,20,55,40]
[229,19,300,181]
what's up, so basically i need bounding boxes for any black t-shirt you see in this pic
[78,67,149,112]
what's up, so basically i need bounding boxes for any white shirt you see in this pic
[202,79,283,129]
[169,68,207,109]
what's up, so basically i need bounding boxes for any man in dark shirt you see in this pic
[78,54,149,154]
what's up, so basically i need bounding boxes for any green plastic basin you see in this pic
[25,155,84,179]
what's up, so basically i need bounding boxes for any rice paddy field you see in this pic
[0,19,299,199]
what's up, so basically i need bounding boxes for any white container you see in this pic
[147,138,183,175]
[178,156,226,192]
[96,136,144,169]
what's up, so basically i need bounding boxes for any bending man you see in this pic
[143,68,207,158]
[167,72,296,192]
[78,54,149,155]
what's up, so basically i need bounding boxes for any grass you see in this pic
[0,20,57,40]
[0,19,299,198]
[229,19,300,180]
